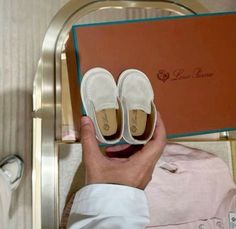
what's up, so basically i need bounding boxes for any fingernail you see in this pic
[81,116,90,126]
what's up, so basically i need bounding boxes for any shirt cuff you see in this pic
[70,184,150,218]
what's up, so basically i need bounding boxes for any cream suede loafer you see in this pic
[81,67,124,144]
[118,69,157,145]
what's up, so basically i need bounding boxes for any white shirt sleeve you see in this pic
[67,184,150,229]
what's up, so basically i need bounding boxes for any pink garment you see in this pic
[145,143,236,229]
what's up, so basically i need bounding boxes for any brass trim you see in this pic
[231,141,236,181]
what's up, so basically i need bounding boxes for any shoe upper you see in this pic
[81,67,124,144]
[118,69,157,145]
[118,70,154,114]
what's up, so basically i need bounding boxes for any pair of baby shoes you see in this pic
[81,68,157,145]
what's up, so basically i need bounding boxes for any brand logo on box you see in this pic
[157,70,170,83]
[157,67,214,83]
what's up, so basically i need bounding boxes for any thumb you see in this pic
[80,116,101,162]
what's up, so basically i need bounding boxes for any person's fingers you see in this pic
[130,112,166,162]
[80,116,103,162]
[105,144,144,158]
[105,144,131,153]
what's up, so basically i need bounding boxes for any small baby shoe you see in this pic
[118,69,157,145]
[80,67,124,144]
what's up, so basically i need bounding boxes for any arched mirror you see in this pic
[33,1,236,229]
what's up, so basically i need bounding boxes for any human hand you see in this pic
[80,113,166,190]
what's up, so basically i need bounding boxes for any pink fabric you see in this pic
[145,143,236,229]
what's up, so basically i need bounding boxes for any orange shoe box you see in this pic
[65,12,236,140]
